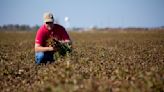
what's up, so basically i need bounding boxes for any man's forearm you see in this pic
[35,46,53,52]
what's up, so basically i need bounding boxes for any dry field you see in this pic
[0,30,164,92]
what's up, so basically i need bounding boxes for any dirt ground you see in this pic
[0,30,164,92]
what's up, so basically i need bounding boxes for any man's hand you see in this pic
[35,43,57,52]
[48,47,54,51]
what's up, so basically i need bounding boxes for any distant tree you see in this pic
[19,25,30,30]
[0,24,40,31]
[160,26,164,28]
[31,25,40,31]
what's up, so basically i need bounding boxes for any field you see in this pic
[0,30,164,92]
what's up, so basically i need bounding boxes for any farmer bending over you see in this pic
[35,12,71,64]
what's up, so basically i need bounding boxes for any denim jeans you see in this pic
[35,52,54,64]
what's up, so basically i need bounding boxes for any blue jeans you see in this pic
[35,52,54,64]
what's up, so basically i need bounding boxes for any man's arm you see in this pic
[35,43,54,52]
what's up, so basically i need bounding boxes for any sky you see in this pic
[0,0,164,28]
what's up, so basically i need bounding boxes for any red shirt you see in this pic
[35,24,70,46]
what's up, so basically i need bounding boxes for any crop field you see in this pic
[0,30,164,92]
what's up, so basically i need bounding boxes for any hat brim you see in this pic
[44,19,54,23]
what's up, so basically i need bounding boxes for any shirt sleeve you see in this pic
[62,28,71,41]
[35,27,44,45]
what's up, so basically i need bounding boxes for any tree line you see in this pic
[0,24,40,31]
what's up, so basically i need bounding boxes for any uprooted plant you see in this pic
[46,37,72,60]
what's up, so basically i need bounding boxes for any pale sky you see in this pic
[1,0,164,28]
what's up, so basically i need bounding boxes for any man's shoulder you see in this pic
[38,24,47,32]
[54,24,65,30]
[39,24,46,30]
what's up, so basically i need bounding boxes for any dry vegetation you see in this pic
[0,30,164,92]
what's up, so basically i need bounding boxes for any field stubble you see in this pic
[0,30,164,92]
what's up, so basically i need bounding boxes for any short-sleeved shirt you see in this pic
[35,24,70,46]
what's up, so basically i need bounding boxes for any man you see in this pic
[35,12,71,64]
